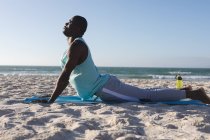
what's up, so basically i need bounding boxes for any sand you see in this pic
[0,75,210,140]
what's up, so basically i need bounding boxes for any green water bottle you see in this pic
[176,74,183,89]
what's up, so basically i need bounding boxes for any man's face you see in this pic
[63,18,77,37]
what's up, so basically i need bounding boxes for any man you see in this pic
[44,15,210,104]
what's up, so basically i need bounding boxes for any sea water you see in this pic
[0,65,210,81]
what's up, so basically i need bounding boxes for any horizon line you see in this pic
[0,64,210,69]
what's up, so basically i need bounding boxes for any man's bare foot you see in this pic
[181,85,192,91]
[186,88,210,104]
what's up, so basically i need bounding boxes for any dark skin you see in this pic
[38,17,88,103]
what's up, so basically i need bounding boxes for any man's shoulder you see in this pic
[69,39,88,54]
[71,39,87,50]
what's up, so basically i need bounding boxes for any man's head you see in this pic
[63,15,87,38]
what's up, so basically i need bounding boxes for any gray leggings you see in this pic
[95,76,186,102]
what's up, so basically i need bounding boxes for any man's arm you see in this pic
[48,41,84,103]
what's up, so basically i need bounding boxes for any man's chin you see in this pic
[63,31,71,37]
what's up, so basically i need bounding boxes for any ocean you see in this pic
[0,65,210,81]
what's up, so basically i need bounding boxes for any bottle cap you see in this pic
[177,75,182,80]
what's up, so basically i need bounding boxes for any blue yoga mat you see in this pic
[24,95,208,106]
[24,95,101,104]
[152,99,207,106]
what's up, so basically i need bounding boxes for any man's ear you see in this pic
[76,26,82,35]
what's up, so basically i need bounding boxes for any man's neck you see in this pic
[68,37,75,44]
[68,36,82,44]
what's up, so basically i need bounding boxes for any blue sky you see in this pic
[0,0,210,68]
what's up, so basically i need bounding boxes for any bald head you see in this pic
[72,16,87,35]
[63,15,88,37]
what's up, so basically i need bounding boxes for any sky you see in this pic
[0,0,210,68]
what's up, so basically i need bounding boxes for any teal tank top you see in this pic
[61,37,110,99]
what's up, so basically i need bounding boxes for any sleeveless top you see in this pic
[61,37,110,99]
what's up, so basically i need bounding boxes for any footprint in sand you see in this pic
[116,134,145,140]
[0,109,15,117]
[54,123,66,128]
[61,108,81,117]
[0,110,16,129]
[26,115,59,126]
[176,112,185,119]
[165,124,178,129]
[154,114,163,120]
[72,120,101,133]
[197,125,210,133]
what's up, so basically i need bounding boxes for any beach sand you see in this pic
[0,75,210,140]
